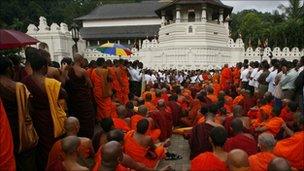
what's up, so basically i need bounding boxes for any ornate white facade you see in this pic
[26,16,86,62]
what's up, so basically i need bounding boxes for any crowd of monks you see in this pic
[0,46,303,171]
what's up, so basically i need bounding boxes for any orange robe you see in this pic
[233,95,244,107]
[91,68,117,120]
[264,117,284,135]
[130,115,160,141]
[119,66,129,104]
[221,67,232,90]
[273,131,304,170]
[213,83,221,96]
[113,118,130,132]
[279,106,293,122]
[124,130,165,168]
[207,94,218,103]
[0,99,16,171]
[181,99,202,126]
[259,104,273,118]
[108,66,122,101]
[248,152,275,171]
[144,101,156,112]
[191,152,228,171]
[232,67,241,85]
[212,73,220,83]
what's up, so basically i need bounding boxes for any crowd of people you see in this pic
[0,45,303,171]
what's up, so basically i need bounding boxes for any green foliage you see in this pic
[230,0,304,49]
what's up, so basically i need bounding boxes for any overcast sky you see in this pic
[222,0,290,13]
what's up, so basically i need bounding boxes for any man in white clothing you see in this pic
[266,59,279,95]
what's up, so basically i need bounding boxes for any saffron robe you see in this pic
[150,109,173,142]
[23,76,63,170]
[224,134,258,156]
[181,99,202,127]
[233,95,244,107]
[248,152,275,171]
[166,100,182,126]
[273,131,304,170]
[264,117,284,136]
[118,66,129,104]
[130,114,161,141]
[65,68,95,138]
[108,67,122,101]
[191,152,228,171]
[113,118,130,132]
[189,123,214,159]
[0,99,16,171]
[279,106,293,122]
[144,101,156,112]
[91,68,117,120]
[124,130,165,168]
[221,67,232,90]
[207,94,218,103]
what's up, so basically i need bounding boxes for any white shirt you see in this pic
[144,74,153,84]
[254,70,263,88]
[128,67,142,82]
[266,69,278,95]
[240,68,250,82]
[249,68,258,86]
[280,68,299,90]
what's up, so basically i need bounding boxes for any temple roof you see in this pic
[79,25,160,39]
[75,1,169,21]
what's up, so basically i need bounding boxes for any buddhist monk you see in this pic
[86,60,97,78]
[268,157,292,171]
[92,118,115,152]
[0,98,16,171]
[233,89,245,107]
[255,107,284,136]
[149,100,173,142]
[227,149,250,171]
[91,58,117,120]
[189,104,222,159]
[124,119,165,168]
[152,89,162,105]
[0,57,37,170]
[221,64,232,91]
[224,105,250,137]
[107,60,122,102]
[62,136,89,171]
[279,101,297,127]
[99,141,124,171]
[113,105,130,132]
[232,63,242,87]
[93,129,172,171]
[191,127,228,171]
[65,54,95,138]
[118,59,129,104]
[40,49,68,84]
[248,133,276,171]
[206,85,218,103]
[273,112,304,170]
[166,94,182,127]
[130,105,161,141]
[144,93,157,112]
[224,118,258,155]
[22,49,66,170]
[47,117,94,169]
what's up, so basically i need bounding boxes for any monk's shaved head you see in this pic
[74,53,83,63]
[138,105,148,116]
[233,105,243,117]
[62,135,80,155]
[107,129,124,143]
[117,105,127,118]
[102,141,123,163]
[157,99,165,108]
[227,149,249,171]
[258,132,276,151]
[64,117,80,134]
[268,157,291,171]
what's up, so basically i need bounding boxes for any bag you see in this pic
[16,82,39,153]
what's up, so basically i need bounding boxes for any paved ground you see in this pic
[157,134,190,171]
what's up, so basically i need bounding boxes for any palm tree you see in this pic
[278,0,304,19]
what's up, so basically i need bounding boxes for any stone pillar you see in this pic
[219,9,224,23]
[97,41,100,45]
[139,39,142,49]
[87,41,90,47]
[117,40,120,44]
[201,5,207,22]
[176,6,181,23]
